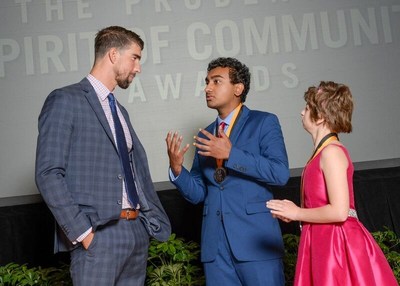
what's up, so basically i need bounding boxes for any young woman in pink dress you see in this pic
[267,81,398,286]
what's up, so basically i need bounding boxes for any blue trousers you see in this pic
[203,224,285,286]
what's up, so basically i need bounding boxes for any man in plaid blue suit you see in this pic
[35,26,171,286]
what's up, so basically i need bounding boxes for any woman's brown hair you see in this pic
[304,81,354,133]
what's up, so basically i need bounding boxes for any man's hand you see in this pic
[165,131,190,176]
[194,126,232,159]
[82,231,94,250]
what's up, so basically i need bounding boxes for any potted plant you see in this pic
[146,233,205,286]
[372,227,400,281]
[0,263,71,286]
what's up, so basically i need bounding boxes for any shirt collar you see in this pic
[218,104,242,126]
[87,74,111,101]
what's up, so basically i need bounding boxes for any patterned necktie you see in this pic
[108,93,139,208]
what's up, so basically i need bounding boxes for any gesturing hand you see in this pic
[165,131,190,176]
[194,126,232,159]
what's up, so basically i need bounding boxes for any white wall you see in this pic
[1,0,399,198]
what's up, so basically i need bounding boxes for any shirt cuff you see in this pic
[72,227,93,245]
[169,167,179,181]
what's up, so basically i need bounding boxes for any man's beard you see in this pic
[117,77,131,89]
[116,73,133,89]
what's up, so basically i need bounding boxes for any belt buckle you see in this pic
[125,209,131,220]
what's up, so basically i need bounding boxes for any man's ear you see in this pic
[234,83,244,98]
[108,48,118,64]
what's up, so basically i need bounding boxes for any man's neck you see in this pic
[218,103,242,120]
[90,65,116,92]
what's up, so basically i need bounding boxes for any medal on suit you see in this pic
[214,167,227,183]
[213,103,243,184]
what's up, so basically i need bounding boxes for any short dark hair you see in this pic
[304,81,353,133]
[94,26,144,60]
[207,57,251,103]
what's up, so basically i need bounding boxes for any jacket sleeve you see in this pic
[170,150,208,205]
[35,90,91,242]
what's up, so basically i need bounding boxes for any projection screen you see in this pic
[0,0,399,199]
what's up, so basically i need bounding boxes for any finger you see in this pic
[166,130,174,141]
[182,143,190,154]
[172,132,182,149]
[166,131,175,150]
[218,126,227,138]
[194,142,209,152]
[176,134,183,146]
[197,150,211,157]
[171,131,180,143]
[168,132,177,152]
[194,136,209,146]
[266,201,278,210]
[270,209,277,215]
[199,128,215,139]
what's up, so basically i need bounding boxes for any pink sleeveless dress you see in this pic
[294,145,398,286]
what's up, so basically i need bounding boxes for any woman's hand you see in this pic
[266,199,300,222]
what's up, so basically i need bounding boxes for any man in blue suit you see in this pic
[35,26,171,285]
[166,57,289,285]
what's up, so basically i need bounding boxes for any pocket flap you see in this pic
[246,201,268,214]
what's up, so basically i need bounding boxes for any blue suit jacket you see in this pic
[172,106,289,262]
[35,78,171,252]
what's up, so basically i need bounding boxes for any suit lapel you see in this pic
[80,78,117,150]
[229,105,250,145]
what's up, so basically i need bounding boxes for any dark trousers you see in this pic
[70,218,149,286]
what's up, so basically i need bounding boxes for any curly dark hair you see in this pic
[207,57,251,103]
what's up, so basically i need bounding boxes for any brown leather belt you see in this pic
[120,209,139,220]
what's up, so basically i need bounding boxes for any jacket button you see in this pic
[117,200,122,205]
[117,174,123,180]
[216,210,221,216]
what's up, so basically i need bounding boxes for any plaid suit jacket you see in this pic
[35,78,171,252]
